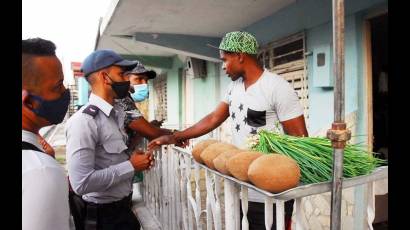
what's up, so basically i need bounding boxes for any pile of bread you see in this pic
[192,139,300,193]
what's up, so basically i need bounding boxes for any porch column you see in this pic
[327,0,352,229]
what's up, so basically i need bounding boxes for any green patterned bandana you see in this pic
[219,31,258,54]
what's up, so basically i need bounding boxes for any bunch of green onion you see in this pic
[249,130,387,184]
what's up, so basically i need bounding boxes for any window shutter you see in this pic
[258,32,309,125]
[153,73,168,121]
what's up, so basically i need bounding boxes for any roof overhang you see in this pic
[97,0,295,61]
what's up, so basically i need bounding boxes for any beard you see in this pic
[228,71,243,81]
[230,75,240,81]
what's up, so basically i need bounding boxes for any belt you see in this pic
[86,193,133,210]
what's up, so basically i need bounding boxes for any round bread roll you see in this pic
[200,142,237,170]
[226,151,263,181]
[248,154,300,193]
[191,139,219,164]
[213,149,245,175]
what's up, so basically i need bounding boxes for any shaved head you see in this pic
[22,38,56,93]
[85,66,111,87]
[22,38,67,131]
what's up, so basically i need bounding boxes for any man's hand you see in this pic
[147,134,177,151]
[150,119,164,127]
[38,135,55,158]
[129,150,154,171]
[175,139,190,148]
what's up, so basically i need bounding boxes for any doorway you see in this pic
[364,12,388,229]
[370,14,388,160]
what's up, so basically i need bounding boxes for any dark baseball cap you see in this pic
[81,49,139,77]
[125,61,157,79]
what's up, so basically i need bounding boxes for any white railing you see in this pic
[141,145,388,230]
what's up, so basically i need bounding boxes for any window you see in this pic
[67,80,79,117]
[257,32,309,124]
[152,73,168,121]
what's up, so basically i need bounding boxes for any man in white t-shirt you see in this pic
[22,38,71,230]
[149,31,308,229]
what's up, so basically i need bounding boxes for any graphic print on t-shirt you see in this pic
[224,70,304,148]
[227,81,269,140]
[239,103,244,111]
[246,108,266,127]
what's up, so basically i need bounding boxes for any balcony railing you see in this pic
[138,145,387,230]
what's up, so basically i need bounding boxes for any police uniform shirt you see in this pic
[22,130,70,230]
[66,93,135,204]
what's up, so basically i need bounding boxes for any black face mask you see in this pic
[104,73,130,99]
[30,89,71,124]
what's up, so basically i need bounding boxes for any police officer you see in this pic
[66,49,154,230]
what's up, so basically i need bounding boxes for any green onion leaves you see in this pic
[250,130,386,184]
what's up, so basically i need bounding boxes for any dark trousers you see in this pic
[69,191,86,230]
[91,203,140,230]
[71,193,140,230]
[240,200,294,230]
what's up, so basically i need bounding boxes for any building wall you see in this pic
[242,0,388,135]
[244,0,386,46]
[355,3,388,146]
[158,56,232,141]
[219,68,231,100]
[147,55,214,131]
[140,1,387,227]
[240,1,388,229]
[243,0,387,137]
[306,14,360,135]
[150,0,388,140]
[77,77,89,106]
[192,62,220,121]
[160,56,184,130]
[151,56,222,131]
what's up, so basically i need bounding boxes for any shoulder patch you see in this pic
[82,105,100,117]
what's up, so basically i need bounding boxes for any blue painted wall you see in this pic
[305,15,361,134]
[154,56,223,129]
[139,0,388,138]
[164,56,184,129]
[77,77,89,106]
[242,0,387,136]
[219,68,232,101]
[192,62,221,121]
[244,0,386,46]
[156,55,224,127]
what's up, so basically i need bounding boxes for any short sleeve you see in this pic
[273,79,304,122]
[115,97,143,126]
[222,82,234,104]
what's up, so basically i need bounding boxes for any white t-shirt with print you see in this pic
[223,69,304,148]
[222,69,304,202]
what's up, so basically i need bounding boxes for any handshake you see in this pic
[129,131,190,172]
[147,133,189,152]
[129,136,189,172]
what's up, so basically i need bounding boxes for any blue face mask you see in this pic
[29,89,71,124]
[131,84,149,102]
